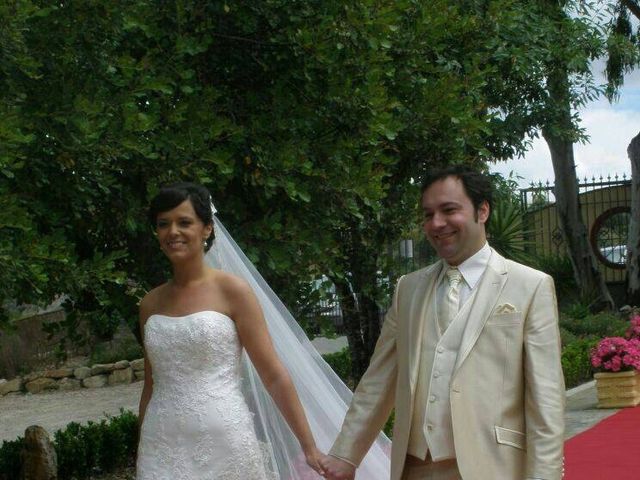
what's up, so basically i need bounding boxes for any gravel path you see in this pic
[0,382,143,443]
[0,345,614,445]
[0,337,347,444]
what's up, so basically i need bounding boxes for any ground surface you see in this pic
[0,382,143,443]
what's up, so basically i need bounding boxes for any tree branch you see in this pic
[621,0,640,22]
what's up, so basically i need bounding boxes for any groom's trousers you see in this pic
[401,454,461,480]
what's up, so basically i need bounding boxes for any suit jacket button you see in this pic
[437,346,444,353]
[429,395,436,402]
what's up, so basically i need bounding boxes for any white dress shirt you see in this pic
[436,242,492,314]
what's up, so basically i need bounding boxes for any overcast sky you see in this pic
[490,64,640,187]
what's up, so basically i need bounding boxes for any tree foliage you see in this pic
[0,0,621,377]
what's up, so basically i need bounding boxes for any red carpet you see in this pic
[564,406,640,479]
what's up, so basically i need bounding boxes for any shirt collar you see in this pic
[444,242,491,290]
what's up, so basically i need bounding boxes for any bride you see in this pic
[136,182,390,479]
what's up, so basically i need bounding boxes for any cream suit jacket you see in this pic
[330,250,565,480]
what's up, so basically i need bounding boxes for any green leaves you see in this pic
[0,1,617,349]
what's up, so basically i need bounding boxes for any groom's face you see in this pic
[421,176,489,266]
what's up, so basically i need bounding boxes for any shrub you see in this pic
[55,409,138,479]
[563,302,590,320]
[384,410,395,439]
[626,314,640,339]
[559,327,578,347]
[0,437,22,480]
[562,338,598,388]
[486,198,535,265]
[0,410,138,480]
[534,253,575,298]
[560,312,628,338]
[89,338,143,365]
[322,348,352,388]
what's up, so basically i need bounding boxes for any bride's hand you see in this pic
[304,446,327,477]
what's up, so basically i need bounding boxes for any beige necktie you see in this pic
[439,267,462,332]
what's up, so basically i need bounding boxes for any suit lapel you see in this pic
[407,261,442,391]
[453,250,508,372]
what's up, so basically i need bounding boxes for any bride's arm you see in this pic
[137,296,154,430]
[227,276,325,475]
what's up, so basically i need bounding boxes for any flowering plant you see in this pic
[626,314,640,340]
[590,337,640,372]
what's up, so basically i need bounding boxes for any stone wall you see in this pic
[0,308,91,379]
[0,358,144,396]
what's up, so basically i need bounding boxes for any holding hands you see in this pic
[319,456,356,480]
[304,446,329,477]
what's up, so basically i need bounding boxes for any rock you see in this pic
[44,368,74,379]
[108,367,133,386]
[90,363,114,375]
[0,377,23,395]
[82,375,107,388]
[21,425,57,480]
[57,378,81,391]
[134,370,145,381]
[25,378,58,394]
[620,304,632,314]
[63,355,89,368]
[73,367,91,380]
[130,358,145,371]
[24,371,45,383]
[113,360,130,370]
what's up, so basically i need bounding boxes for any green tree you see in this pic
[605,0,640,307]
[1,0,624,380]
[540,0,614,311]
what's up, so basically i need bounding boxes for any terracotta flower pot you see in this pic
[594,370,640,408]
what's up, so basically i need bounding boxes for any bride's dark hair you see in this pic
[149,182,215,252]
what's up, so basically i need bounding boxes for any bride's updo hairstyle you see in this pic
[149,182,215,252]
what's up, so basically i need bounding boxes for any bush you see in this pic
[0,438,22,480]
[55,409,138,479]
[559,327,578,347]
[562,338,598,388]
[533,254,576,299]
[560,312,628,338]
[322,348,352,388]
[563,302,590,320]
[0,410,138,480]
[89,338,143,365]
[322,348,396,437]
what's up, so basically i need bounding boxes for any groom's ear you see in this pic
[477,200,489,224]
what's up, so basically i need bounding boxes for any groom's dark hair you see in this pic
[420,165,493,223]
[149,182,215,251]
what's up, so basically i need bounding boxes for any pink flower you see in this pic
[626,315,640,340]
[591,337,640,373]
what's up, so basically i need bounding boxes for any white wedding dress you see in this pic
[136,310,274,480]
[136,210,391,480]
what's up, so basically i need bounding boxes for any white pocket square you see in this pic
[495,303,517,314]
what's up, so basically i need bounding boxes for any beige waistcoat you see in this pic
[407,285,476,461]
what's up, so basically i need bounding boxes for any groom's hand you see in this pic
[319,455,356,480]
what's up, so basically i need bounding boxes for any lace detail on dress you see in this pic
[137,311,271,480]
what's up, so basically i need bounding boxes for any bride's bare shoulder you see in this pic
[139,283,169,325]
[211,270,253,299]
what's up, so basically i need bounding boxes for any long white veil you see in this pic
[206,214,391,479]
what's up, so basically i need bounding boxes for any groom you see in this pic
[321,166,565,480]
